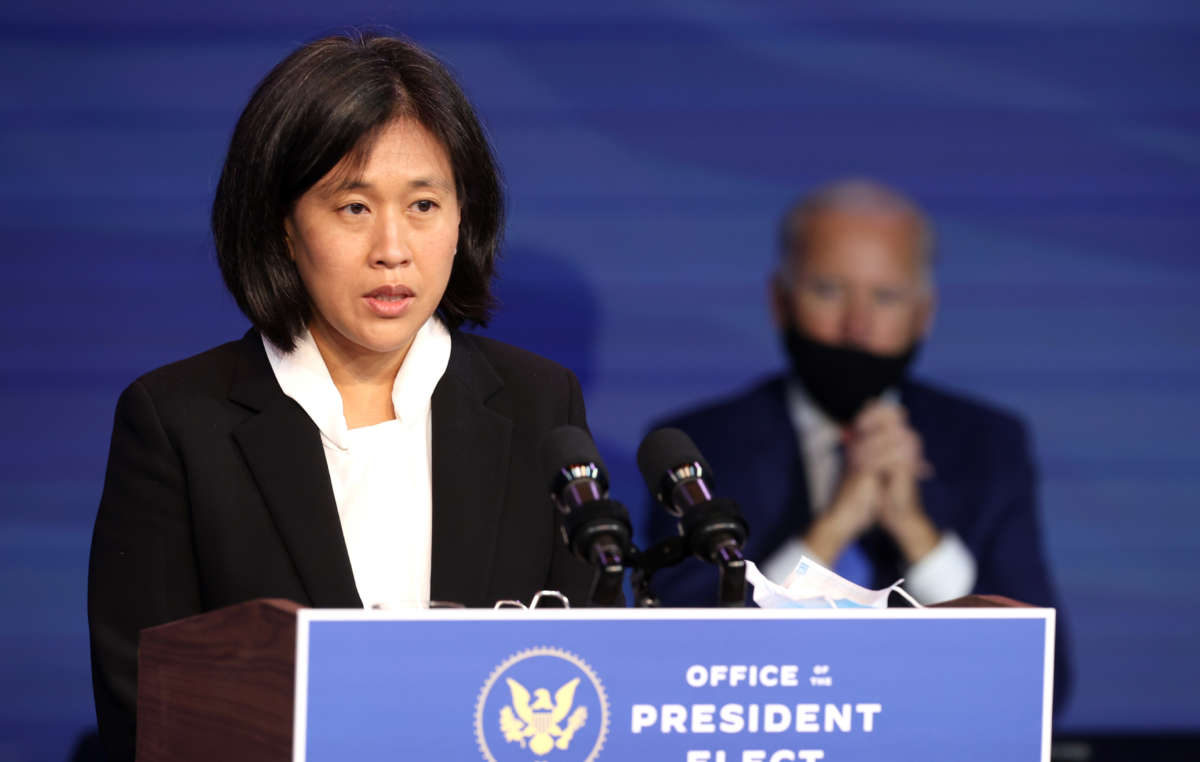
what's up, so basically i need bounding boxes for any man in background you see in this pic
[645,179,1069,703]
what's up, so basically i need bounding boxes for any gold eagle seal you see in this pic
[475,647,609,762]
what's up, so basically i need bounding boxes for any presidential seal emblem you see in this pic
[475,647,609,762]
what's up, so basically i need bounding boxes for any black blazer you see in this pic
[87,329,595,762]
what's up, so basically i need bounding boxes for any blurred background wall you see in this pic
[1,1,1197,759]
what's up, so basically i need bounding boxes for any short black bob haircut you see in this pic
[212,32,503,351]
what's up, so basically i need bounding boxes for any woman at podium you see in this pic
[87,33,595,761]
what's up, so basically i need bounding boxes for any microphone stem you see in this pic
[712,536,747,607]
[587,535,625,607]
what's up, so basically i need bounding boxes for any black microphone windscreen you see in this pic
[637,427,714,491]
[540,425,608,484]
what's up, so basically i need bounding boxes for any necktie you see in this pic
[830,442,874,587]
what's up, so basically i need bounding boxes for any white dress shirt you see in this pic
[262,317,451,609]
[759,379,976,604]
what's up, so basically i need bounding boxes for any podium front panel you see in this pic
[293,608,1053,762]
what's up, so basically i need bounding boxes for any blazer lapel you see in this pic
[428,332,513,607]
[227,332,362,608]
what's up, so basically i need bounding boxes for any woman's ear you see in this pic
[282,219,296,261]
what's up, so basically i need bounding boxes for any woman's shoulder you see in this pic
[105,332,266,446]
[448,332,584,422]
[127,331,258,402]
[455,331,573,379]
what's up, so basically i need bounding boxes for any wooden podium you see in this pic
[138,598,301,762]
[136,596,1051,762]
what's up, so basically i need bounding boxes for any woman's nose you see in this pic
[373,213,412,267]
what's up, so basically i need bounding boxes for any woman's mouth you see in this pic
[364,285,415,317]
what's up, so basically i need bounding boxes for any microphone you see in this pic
[540,425,632,606]
[637,427,749,606]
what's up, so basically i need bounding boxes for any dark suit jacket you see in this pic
[644,374,1072,709]
[87,329,595,762]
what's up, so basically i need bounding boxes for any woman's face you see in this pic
[285,117,461,368]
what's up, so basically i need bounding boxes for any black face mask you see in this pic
[782,325,920,424]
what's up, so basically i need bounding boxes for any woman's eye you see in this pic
[412,199,437,213]
[344,202,368,215]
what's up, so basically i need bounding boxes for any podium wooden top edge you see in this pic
[930,594,1033,608]
[141,598,303,640]
[140,592,1033,641]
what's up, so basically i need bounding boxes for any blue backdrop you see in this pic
[2,1,1198,759]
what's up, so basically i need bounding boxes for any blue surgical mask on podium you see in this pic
[746,556,921,609]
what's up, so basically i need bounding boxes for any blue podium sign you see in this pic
[292,608,1053,762]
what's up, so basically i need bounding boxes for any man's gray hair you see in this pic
[777,178,936,276]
